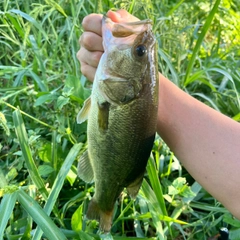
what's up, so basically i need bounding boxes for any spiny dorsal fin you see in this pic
[76,96,91,124]
[77,150,94,183]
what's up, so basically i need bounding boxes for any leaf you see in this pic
[17,189,67,240]
[66,166,77,186]
[233,112,240,122]
[79,230,95,240]
[0,112,10,136]
[168,185,179,195]
[182,181,202,204]
[38,165,55,177]
[172,177,186,189]
[223,213,240,228]
[44,0,68,17]
[38,142,52,162]
[9,9,48,40]
[180,186,196,198]
[191,93,221,111]
[0,168,8,189]
[140,179,165,240]
[57,96,70,109]
[34,93,58,107]
[71,203,83,232]
[33,143,83,240]
[13,109,48,199]
[146,156,168,216]
[0,192,18,239]
[158,48,179,86]
[229,229,240,240]
[6,168,18,182]
[65,75,85,102]
[184,0,221,85]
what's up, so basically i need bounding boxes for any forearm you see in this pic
[157,73,240,218]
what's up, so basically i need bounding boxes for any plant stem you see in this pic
[0,100,56,130]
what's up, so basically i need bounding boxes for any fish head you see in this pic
[96,16,158,105]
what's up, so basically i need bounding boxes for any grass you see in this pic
[0,0,240,239]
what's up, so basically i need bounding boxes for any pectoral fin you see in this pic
[77,150,94,183]
[76,97,91,124]
[98,102,110,131]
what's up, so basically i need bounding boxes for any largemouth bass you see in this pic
[77,15,158,233]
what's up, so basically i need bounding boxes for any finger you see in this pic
[77,47,103,68]
[106,9,139,23]
[80,32,103,52]
[82,13,103,36]
[80,62,97,82]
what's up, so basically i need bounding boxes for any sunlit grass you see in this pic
[0,0,240,239]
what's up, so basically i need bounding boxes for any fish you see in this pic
[77,15,158,233]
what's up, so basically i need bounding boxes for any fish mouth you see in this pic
[102,16,153,50]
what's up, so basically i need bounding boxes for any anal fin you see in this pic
[126,174,144,199]
[77,150,94,183]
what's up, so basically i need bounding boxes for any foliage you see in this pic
[0,0,239,239]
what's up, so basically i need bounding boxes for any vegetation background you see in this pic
[0,0,239,239]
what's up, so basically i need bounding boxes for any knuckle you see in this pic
[82,13,102,31]
[92,51,102,64]
[82,14,100,30]
[80,33,94,50]
[76,48,84,62]
[76,50,81,61]
[80,64,88,76]
[81,15,91,30]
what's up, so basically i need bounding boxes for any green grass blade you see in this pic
[44,0,68,17]
[158,49,179,86]
[17,189,67,240]
[9,9,49,40]
[146,156,168,217]
[146,156,172,237]
[166,0,184,16]
[0,192,18,239]
[12,109,48,199]
[5,12,24,39]
[184,0,221,86]
[208,67,240,108]
[140,179,165,240]
[0,168,8,188]
[191,93,220,111]
[33,143,83,240]
[189,202,229,214]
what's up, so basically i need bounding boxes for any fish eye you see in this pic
[135,45,147,57]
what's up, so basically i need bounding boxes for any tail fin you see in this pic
[87,198,114,233]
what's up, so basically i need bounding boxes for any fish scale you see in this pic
[77,15,158,232]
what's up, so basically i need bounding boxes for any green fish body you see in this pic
[77,16,158,232]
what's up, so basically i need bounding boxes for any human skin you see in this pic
[77,9,240,219]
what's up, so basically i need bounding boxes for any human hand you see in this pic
[77,10,139,81]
